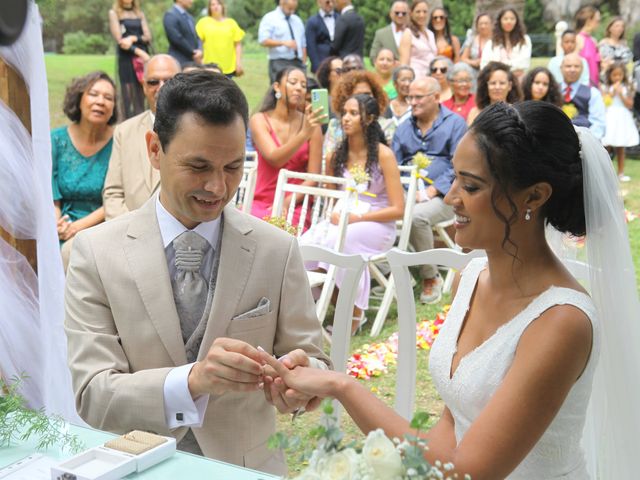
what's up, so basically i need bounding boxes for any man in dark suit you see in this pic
[331,0,364,58]
[305,0,338,73]
[370,0,409,63]
[163,0,202,67]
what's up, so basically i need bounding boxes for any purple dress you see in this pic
[301,164,396,310]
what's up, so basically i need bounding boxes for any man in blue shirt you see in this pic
[392,77,467,304]
[258,0,307,83]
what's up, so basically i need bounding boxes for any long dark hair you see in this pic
[258,66,306,112]
[470,101,585,257]
[493,6,526,48]
[316,56,340,90]
[428,7,453,46]
[475,61,522,109]
[332,94,386,180]
[522,67,562,106]
[408,0,429,38]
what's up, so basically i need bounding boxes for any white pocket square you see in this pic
[232,297,271,320]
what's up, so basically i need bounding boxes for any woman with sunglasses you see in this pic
[460,12,493,71]
[250,67,325,223]
[467,61,522,125]
[399,0,438,79]
[429,56,454,102]
[480,6,531,80]
[428,7,460,63]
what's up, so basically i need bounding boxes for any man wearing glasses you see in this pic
[392,77,467,304]
[370,0,409,63]
[103,54,181,220]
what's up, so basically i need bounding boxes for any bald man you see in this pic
[392,77,467,304]
[103,55,181,220]
[560,53,606,139]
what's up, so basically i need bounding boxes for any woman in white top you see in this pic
[399,0,437,79]
[262,101,640,478]
[480,6,531,79]
[460,12,493,71]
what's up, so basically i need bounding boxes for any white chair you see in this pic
[236,162,257,213]
[369,164,418,337]
[385,247,486,420]
[272,170,353,326]
[433,218,461,293]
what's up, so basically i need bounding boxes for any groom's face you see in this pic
[147,112,245,229]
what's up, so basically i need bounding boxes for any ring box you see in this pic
[51,431,176,480]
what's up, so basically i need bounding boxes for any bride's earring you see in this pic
[525,208,532,221]
[275,91,282,99]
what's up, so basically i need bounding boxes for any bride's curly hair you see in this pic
[470,101,585,256]
[332,94,386,181]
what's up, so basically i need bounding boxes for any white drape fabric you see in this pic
[574,126,640,479]
[0,1,81,423]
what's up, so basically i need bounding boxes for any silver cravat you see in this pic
[171,231,210,343]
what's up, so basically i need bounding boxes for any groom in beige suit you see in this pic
[102,54,181,220]
[65,72,329,476]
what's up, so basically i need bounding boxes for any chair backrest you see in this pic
[385,247,486,420]
[272,169,352,251]
[235,160,257,213]
[396,165,419,250]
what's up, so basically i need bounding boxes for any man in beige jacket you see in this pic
[65,72,329,476]
[102,54,180,220]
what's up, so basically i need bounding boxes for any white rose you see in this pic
[319,448,360,480]
[362,429,403,479]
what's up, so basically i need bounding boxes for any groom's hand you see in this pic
[188,337,264,397]
[263,349,321,414]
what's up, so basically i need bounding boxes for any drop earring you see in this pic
[525,208,531,221]
[275,91,282,99]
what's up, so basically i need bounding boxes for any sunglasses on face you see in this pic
[432,15,445,20]
[331,67,344,74]
[431,66,447,74]
[145,79,163,87]
[394,11,407,16]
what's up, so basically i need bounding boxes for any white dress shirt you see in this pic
[157,195,221,429]
[321,9,336,40]
[391,23,404,47]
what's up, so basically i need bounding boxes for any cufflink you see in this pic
[176,412,184,422]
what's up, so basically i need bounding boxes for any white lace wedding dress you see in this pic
[429,258,600,479]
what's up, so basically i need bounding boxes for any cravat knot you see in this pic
[173,231,209,272]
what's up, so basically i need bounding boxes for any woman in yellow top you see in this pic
[195,0,245,76]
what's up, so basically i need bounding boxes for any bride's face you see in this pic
[445,133,522,251]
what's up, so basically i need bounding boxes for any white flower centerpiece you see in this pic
[270,401,467,480]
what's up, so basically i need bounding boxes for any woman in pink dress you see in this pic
[399,0,437,79]
[249,67,324,222]
[575,5,601,87]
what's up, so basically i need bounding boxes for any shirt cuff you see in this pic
[163,363,210,429]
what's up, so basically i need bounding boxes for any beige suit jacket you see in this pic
[65,198,330,475]
[102,110,160,220]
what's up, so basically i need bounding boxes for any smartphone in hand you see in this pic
[310,88,329,124]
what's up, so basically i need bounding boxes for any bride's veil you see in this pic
[556,127,640,478]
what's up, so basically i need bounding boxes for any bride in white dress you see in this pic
[261,101,640,479]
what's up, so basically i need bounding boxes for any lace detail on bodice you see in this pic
[429,258,600,479]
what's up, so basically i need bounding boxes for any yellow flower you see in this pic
[561,103,578,120]
[412,152,432,171]
[348,164,370,186]
[603,94,613,107]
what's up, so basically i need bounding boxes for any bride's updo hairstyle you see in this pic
[470,101,586,251]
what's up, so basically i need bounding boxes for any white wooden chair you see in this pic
[385,247,486,419]
[433,218,461,293]
[272,170,353,326]
[369,164,418,337]
[236,161,257,213]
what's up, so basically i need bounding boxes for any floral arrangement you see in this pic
[271,401,465,480]
[561,103,578,120]
[0,376,84,453]
[625,209,637,223]
[411,152,432,173]
[348,164,371,188]
[264,215,298,236]
[602,93,613,108]
[347,309,448,380]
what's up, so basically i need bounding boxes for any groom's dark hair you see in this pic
[153,71,249,150]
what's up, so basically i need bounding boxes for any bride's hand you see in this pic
[260,351,344,400]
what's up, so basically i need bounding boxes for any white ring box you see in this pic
[50,432,176,480]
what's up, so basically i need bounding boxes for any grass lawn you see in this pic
[43,54,640,474]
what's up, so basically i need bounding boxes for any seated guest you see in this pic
[392,77,467,303]
[522,66,562,106]
[323,69,390,160]
[373,48,399,100]
[64,72,330,476]
[103,54,181,220]
[52,71,117,267]
[548,29,590,86]
[560,53,606,139]
[429,55,453,102]
[442,62,476,121]
[467,61,522,125]
[315,55,344,120]
[341,53,365,73]
[182,62,223,74]
[302,94,404,334]
[250,67,324,221]
[382,65,415,126]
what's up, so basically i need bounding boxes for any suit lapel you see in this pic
[123,198,187,366]
[140,111,160,194]
[318,13,330,37]
[198,205,256,360]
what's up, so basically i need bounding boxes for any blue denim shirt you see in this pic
[392,106,467,195]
